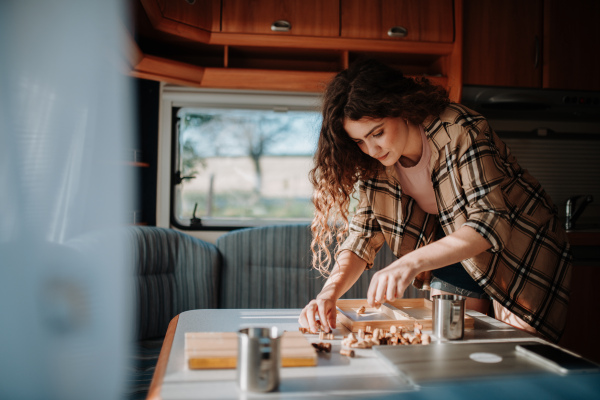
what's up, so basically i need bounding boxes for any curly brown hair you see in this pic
[309,59,450,276]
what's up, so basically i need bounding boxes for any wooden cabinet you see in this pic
[463,0,542,88]
[341,0,454,43]
[463,0,600,90]
[543,0,600,91]
[221,0,339,37]
[156,0,220,31]
[132,0,463,99]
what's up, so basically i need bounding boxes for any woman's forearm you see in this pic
[317,250,367,301]
[366,225,492,306]
[403,225,492,275]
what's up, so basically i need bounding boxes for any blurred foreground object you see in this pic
[0,1,132,399]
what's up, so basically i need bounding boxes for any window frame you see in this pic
[158,85,322,231]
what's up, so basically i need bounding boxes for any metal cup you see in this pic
[432,294,465,340]
[237,327,281,392]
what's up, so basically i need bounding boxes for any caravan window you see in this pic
[171,91,321,229]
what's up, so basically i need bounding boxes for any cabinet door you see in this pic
[158,0,220,31]
[543,0,600,90]
[221,0,339,37]
[341,0,454,42]
[463,0,543,87]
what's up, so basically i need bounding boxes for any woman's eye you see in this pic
[373,131,383,138]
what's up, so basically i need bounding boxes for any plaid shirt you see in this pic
[339,104,572,342]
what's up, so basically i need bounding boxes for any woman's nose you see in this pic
[366,141,380,157]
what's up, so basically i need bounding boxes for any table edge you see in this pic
[147,314,180,400]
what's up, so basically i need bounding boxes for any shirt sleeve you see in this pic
[455,120,512,252]
[336,180,386,268]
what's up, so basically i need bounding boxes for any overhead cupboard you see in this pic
[219,0,454,42]
[130,0,463,100]
[339,0,454,42]
[463,0,600,90]
[130,0,599,97]
[220,0,340,37]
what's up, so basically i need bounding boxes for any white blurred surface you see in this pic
[0,1,132,399]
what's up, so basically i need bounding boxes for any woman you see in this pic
[299,59,572,343]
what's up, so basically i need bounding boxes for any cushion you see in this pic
[216,223,425,309]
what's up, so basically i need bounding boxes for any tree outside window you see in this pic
[174,107,320,227]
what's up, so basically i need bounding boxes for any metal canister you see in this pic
[432,294,465,340]
[237,327,281,392]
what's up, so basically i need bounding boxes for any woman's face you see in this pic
[343,116,419,167]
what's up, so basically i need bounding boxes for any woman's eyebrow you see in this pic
[363,122,384,139]
[350,122,384,142]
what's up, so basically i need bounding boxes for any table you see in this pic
[148,308,600,400]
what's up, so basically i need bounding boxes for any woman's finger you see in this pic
[396,280,406,301]
[327,305,337,330]
[367,275,378,306]
[386,276,397,302]
[374,274,388,304]
[298,308,308,327]
[317,303,331,333]
[305,302,318,333]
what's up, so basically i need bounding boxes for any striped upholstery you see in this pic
[128,226,221,340]
[126,338,164,400]
[217,224,426,309]
[65,226,221,399]
[126,226,220,399]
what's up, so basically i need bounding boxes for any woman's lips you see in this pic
[376,153,389,161]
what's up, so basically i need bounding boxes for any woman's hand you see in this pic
[298,296,337,333]
[298,250,368,333]
[366,226,492,307]
[366,257,421,307]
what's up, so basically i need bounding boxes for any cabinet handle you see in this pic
[271,20,292,32]
[534,35,540,69]
[387,26,408,38]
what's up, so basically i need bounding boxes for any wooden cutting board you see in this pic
[185,331,317,369]
[336,298,474,332]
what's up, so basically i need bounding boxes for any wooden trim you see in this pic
[202,69,446,92]
[131,70,204,88]
[147,314,180,400]
[133,55,206,87]
[341,50,349,70]
[132,54,333,92]
[201,67,335,92]
[130,54,449,93]
[446,0,463,102]
[208,32,455,54]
